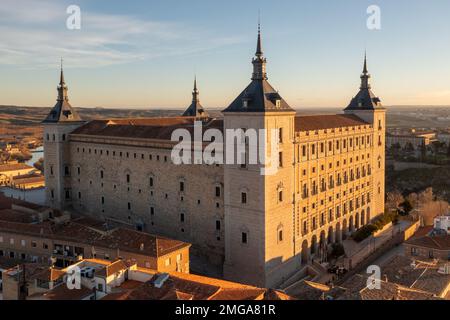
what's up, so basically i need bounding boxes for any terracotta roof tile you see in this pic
[295,114,369,131]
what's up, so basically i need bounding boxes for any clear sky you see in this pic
[1,0,450,109]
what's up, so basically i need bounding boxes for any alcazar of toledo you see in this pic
[43,28,386,288]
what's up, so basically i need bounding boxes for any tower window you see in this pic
[278,152,283,167]
[51,189,54,199]
[241,192,247,204]
[62,134,66,141]
[126,174,130,183]
[180,181,184,192]
[100,170,104,179]
[278,128,283,143]
[127,202,131,210]
[216,220,221,230]
[149,177,154,187]
[150,207,154,215]
[278,229,283,242]
[180,213,185,222]
[64,166,70,176]
[101,196,105,205]
[278,190,283,202]
[215,186,221,197]
[241,232,248,244]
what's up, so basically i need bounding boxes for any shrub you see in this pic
[329,243,345,259]
[352,224,377,242]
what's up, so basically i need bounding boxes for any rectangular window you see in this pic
[149,177,154,187]
[241,232,248,244]
[21,240,26,247]
[278,190,283,202]
[278,152,283,167]
[216,220,221,231]
[165,258,171,266]
[180,181,184,192]
[180,213,185,222]
[215,186,221,197]
[278,128,283,143]
[127,202,131,210]
[241,192,247,204]
[126,174,130,183]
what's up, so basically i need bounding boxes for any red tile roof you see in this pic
[0,163,33,172]
[295,114,369,131]
[71,117,223,141]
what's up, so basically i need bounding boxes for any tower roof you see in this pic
[345,53,384,111]
[223,25,294,113]
[43,61,82,123]
[182,77,209,118]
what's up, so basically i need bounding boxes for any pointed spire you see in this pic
[57,58,69,102]
[192,76,199,102]
[59,58,65,85]
[256,22,263,57]
[252,21,268,81]
[360,52,371,90]
[362,51,368,74]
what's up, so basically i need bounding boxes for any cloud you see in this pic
[0,0,244,69]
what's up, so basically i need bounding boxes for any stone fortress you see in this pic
[43,27,385,288]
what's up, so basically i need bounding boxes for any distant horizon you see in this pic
[2,104,450,111]
[2,1,450,108]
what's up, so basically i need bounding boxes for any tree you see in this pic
[386,190,404,210]
[399,199,413,215]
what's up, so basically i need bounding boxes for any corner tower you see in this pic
[43,62,84,209]
[222,25,298,287]
[344,54,386,221]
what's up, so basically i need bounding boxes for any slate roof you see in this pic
[182,78,209,118]
[344,54,385,111]
[223,80,294,113]
[43,68,82,123]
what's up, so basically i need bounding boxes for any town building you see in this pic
[42,28,386,288]
[0,162,37,186]
[0,195,191,273]
[386,129,437,150]
[404,217,450,260]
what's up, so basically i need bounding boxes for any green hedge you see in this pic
[352,212,398,243]
[352,224,378,242]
